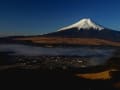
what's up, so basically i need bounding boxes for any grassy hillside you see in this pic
[15,37,120,46]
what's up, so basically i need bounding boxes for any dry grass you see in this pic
[15,37,120,46]
[75,69,118,80]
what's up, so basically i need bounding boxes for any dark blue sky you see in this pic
[0,0,120,36]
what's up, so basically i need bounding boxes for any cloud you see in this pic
[0,44,115,66]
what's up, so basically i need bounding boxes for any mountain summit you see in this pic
[58,18,104,31]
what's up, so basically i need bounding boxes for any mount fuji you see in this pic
[43,18,120,42]
[13,18,120,46]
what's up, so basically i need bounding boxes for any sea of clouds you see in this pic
[0,44,116,66]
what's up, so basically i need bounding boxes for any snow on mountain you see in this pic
[58,18,104,31]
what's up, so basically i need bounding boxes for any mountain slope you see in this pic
[43,18,120,42]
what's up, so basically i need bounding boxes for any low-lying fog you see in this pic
[0,44,116,66]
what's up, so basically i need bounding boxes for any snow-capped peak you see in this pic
[58,18,104,31]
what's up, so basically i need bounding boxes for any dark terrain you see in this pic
[0,50,120,90]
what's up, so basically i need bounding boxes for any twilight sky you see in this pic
[0,0,120,36]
